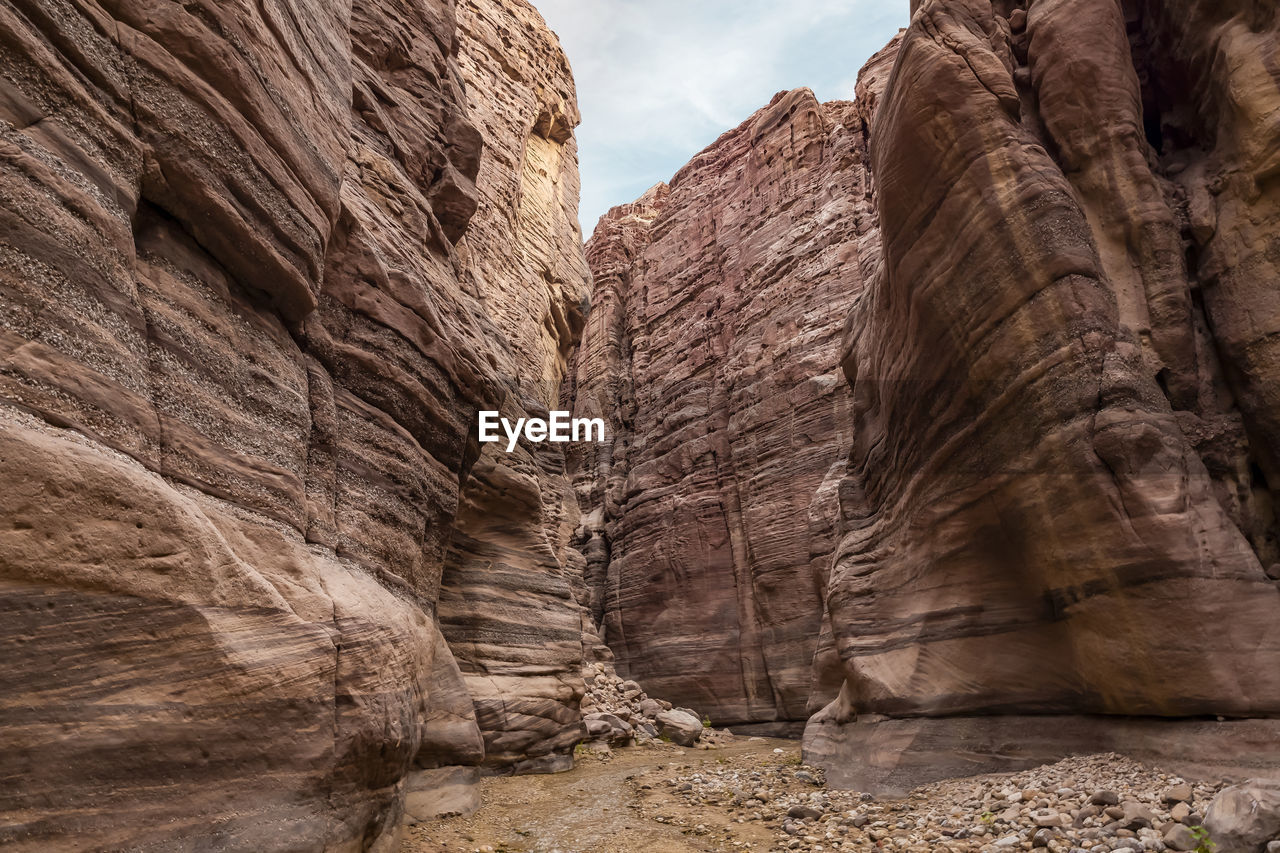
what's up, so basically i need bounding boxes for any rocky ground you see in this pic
[402,738,783,853]
[578,661,736,750]
[663,752,1229,853]
[401,737,1267,853]
[406,663,1280,853]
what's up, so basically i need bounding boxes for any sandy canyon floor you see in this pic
[403,739,1222,853]
[405,739,794,853]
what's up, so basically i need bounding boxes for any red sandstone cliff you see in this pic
[573,0,1280,786]
[0,0,590,848]
[568,65,897,727]
[5,0,1280,845]
[806,0,1280,789]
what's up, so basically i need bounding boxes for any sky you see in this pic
[532,0,909,235]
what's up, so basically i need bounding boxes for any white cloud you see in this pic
[532,0,908,232]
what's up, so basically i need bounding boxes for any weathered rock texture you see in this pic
[571,0,1280,784]
[437,0,592,778]
[569,71,897,726]
[0,0,589,848]
[806,0,1280,787]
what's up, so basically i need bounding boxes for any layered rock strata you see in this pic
[569,70,897,727]
[574,0,1280,786]
[437,0,592,778]
[806,0,1280,787]
[0,0,589,848]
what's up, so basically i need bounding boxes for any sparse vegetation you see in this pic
[1190,825,1217,853]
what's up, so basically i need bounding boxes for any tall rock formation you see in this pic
[806,0,1280,790]
[0,0,590,849]
[437,0,592,778]
[5,0,1280,842]
[573,0,1280,788]
[569,67,897,726]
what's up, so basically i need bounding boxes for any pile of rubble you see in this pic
[578,661,734,751]
[658,752,1280,853]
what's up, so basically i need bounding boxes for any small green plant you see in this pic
[980,811,996,826]
[573,742,589,757]
[1189,825,1216,853]
[702,716,712,728]
[782,754,803,766]
[658,732,672,743]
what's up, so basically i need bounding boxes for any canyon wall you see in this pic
[568,47,898,727]
[0,0,589,848]
[575,0,1280,785]
[806,0,1280,789]
[5,0,1280,845]
[437,0,592,778]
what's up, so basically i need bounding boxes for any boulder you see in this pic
[1205,781,1280,853]
[1121,801,1157,830]
[1164,824,1198,852]
[583,713,634,747]
[656,710,703,747]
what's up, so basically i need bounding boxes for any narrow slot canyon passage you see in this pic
[1,0,1279,851]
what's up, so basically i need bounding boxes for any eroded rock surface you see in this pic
[1205,780,1280,853]
[569,75,897,728]
[570,0,1280,787]
[0,0,589,848]
[436,0,592,779]
[806,0,1280,785]
[6,0,1280,843]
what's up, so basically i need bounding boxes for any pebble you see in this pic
[655,752,1230,853]
[578,664,1237,853]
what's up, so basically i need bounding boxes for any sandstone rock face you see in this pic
[0,0,589,848]
[806,0,1280,785]
[1205,781,1280,853]
[437,0,592,778]
[569,76,899,726]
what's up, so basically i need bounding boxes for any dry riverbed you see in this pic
[403,740,1225,853]
[404,738,793,853]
